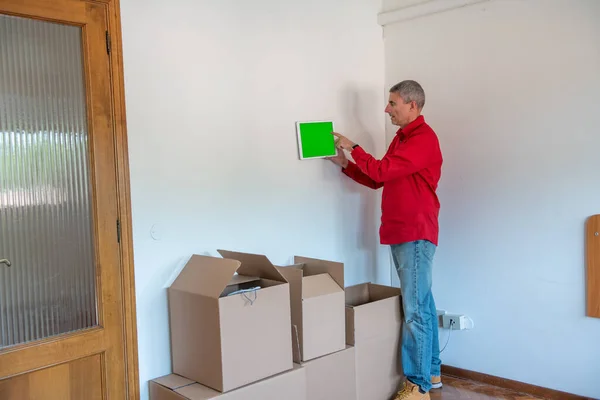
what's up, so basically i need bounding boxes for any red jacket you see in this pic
[343,115,442,245]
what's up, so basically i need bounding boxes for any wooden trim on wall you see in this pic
[105,0,140,399]
[442,365,595,400]
[585,215,600,318]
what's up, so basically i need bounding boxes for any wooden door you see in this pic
[0,0,137,399]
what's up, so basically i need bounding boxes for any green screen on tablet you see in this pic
[296,121,337,160]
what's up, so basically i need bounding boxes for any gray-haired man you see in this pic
[330,81,443,400]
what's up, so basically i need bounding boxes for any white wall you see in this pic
[119,0,386,398]
[381,0,430,12]
[384,0,600,398]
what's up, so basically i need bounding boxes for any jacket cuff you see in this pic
[350,145,367,162]
[342,161,358,177]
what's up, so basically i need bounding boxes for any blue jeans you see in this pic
[391,240,441,393]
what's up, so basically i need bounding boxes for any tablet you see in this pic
[296,120,337,160]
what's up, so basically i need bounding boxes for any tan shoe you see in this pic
[431,375,442,389]
[393,380,430,400]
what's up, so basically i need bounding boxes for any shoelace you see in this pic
[395,386,412,400]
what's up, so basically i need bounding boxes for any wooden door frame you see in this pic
[0,0,139,397]
[105,0,140,399]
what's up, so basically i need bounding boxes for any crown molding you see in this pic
[377,0,490,26]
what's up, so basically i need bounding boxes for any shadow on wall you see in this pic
[322,84,381,284]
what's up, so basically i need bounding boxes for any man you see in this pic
[329,80,443,400]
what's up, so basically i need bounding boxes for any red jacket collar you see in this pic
[397,115,425,140]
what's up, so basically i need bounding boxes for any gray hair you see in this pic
[389,80,425,109]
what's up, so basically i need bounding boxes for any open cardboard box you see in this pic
[149,365,306,400]
[345,283,404,400]
[275,256,346,362]
[168,251,293,393]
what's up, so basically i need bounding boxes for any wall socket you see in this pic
[436,309,446,328]
[442,313,470,330]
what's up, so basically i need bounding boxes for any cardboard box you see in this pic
[298,346,357,400]
[345,283,404,400]
[168,251,293,392]
[275,256,346,362]
[149,365,306,400]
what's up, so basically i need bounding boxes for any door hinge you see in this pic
[106,31,111,55]
[117,219,121,243]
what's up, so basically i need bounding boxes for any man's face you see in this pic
[385,92,415,127]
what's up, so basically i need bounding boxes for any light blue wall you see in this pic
[384,1,600,398]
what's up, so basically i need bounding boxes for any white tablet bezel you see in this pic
[296,120,337,160]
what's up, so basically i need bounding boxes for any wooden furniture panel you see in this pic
[586,214,600,318]
[0,354,103,400]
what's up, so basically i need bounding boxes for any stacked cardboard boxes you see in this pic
[149,250,404,400]
[345,283,404,400]
[275,255,356,399]
[149,365,307,400]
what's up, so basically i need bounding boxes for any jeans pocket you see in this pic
[420,240,436,260]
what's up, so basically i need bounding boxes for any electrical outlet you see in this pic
[436,309,446,328]
[443,313,469,330]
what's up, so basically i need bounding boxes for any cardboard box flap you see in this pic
[302,274,343,299]
[275,265,304,362]
[171,255,241,298]
[294,256,344,289]
[228,274,260,286]
[153,374,196,390]
[175,383,220,400]
[345,283,370,307]
[275,265,303,287]
[345,307,356,345]
[345,283,401,307]
[368,284,401,302]
[217,249,286,283]
[174,364,306,400]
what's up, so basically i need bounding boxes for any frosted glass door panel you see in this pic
[0,14,97,348]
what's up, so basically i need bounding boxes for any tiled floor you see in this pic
[429,375,543,399]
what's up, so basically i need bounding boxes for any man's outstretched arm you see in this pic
[333,132,437,183]
[342,161,384,189]
[327,149,383,189]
